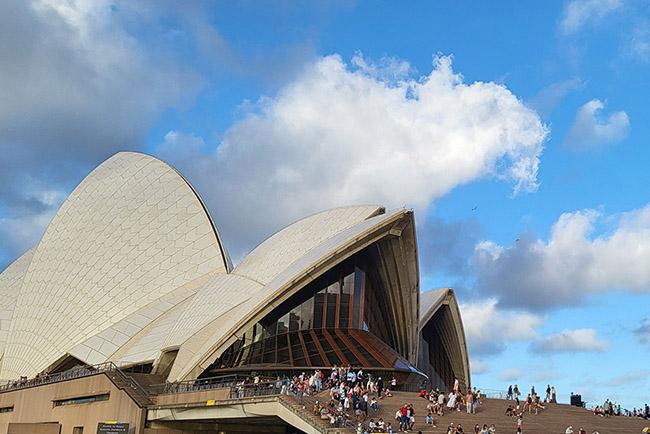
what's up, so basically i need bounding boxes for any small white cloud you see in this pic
[559,0,623,35]
[565,99,630,149]
[460,299,543,354]
[624,22,650,61]
[528,78,584,117]
[498,368,522,382]
[471,359,489,375]
[531,328,607,353]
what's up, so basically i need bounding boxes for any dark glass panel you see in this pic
[289,307,300,332]
[330,333,360,366]
[264,321,277,338]
[300,297,313,330]
[325,282,339,328]
[313,289,325,328]
[249,341,263,364]
[277,312,290,335]
[352,268,364,329]
[262,350,275,364]
[263,336,275,353]
[277,348,290,364]
[339,273,353,328]
[347,333,381,366]
[301,332,324,366]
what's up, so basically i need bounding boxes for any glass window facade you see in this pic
[204,250,416,376]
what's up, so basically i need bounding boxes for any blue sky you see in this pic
[1,0,649,410]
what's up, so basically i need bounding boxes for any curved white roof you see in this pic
[169,208,409,381]
[0,249,34,373]
[418,287,471,388]
[0,152,467,386]
[419,288,451,326]
[234,206,383,284]
[0,152,229,379]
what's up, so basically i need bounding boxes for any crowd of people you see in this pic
[592,399,650,420]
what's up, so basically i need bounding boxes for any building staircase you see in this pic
[365,391,648,434]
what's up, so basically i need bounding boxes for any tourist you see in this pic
[545,385,551,402]
[565,426,574,434]
[424,411,433,426]
[466,388,474,413]
[448,390,457,410]
[551,386,557,404]
[507,384,513,400]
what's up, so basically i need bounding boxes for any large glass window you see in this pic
[202,249,409,374]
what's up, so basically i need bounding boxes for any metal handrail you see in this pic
[151,374,283,395]
[0,361,152,407]
[0,362,119,393]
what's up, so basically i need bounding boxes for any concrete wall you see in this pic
[0,374,144,434]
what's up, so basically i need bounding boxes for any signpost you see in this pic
[97,422,129,434]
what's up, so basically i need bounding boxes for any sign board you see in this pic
[206,399,216,406]
[97,422,129,434]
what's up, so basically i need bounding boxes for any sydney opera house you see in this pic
[0,152,469,433]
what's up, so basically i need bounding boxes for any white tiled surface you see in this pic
[164,273,262,349]
[169,210,405,381]
[419,288,449,323]
[0,249,34,369]
[0,152,227,379]
[234,206,381,284]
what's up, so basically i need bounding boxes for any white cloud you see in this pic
[159,54,547,257]
[531,328,607,353]
[474,205,650,309]
[471,358,489,375]
[0,0,201,266]
[565,99,629,149]
[559,0,623,35]
[498,368,522,382]
[624,22,650,61]
[528,78,584,117]
[460,299,543,355]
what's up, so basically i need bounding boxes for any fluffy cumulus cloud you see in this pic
[159,54,547,257]
[474,205,650,310]
[530,328,607,353]
[0,0,200,266]
[559,0,623,35]
[473,205,650,309]
[634,318,650,346]
[459,299,542,355]
[564,99,630,149]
